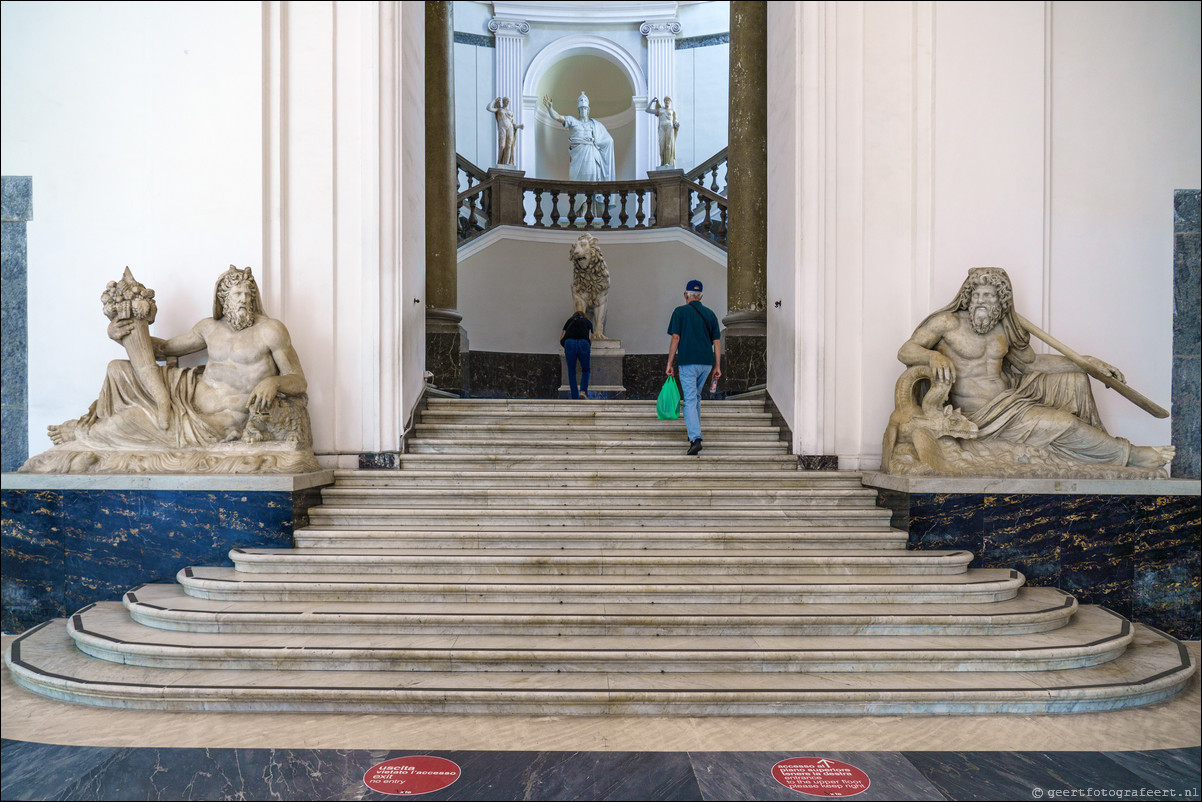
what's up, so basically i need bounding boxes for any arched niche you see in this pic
[521,34,650,179]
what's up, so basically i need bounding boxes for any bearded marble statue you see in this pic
[883,267,1174,478]
[21,265,319,474]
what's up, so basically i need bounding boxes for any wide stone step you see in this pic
[124,583,1079,636]
[331,469,866,489]
[176,565,1024,604]
[406,440,791,455]
[11,619,1192,714]
[304,506,894,528]
[395,454,802,470]
[412,423,783,441]
[65,603,1128,674]
[292,527,907,550]
[418,411,776,425]
[317,487,882,508]
[424,398,766,411]
[228,548,972,575]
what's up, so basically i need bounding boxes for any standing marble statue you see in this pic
[569,233,611,340]
[486,96,523,167]
[542,91,615,183]
[645,97,680,168]
[882,267,1174,478]
[21,265,319,474]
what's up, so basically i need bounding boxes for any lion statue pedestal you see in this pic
[558,338,626,399]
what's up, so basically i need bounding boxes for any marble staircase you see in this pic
[6,397,1195,714]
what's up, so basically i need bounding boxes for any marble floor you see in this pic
[3,635,1199,801]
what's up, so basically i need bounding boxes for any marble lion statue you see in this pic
[568,233,610,340]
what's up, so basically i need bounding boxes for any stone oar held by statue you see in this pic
[1015,313,1169,419]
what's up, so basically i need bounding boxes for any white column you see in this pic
[640,20,681,173]
[488,17,529,169]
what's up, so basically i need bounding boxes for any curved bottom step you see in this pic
[7,619,1194,715]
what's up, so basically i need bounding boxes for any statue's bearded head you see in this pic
[956,268,1013,335]
[577,91,590,120]
[214,265,265,331]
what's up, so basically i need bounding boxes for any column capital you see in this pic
[640,20,682,39]
[488,17,530,37]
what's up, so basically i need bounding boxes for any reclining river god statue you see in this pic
[20,265,319,474]
[882,267,1174,479]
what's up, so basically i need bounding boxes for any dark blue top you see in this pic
[667,301,721,366]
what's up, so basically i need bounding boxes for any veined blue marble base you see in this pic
[0,471,332,633]
[863,474,1201,640]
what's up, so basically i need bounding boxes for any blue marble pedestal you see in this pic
[862,473,1202,640]
[1,471,333,633]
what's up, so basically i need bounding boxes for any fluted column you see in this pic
[641,20,681,171]
[425,0,468,392]
[488,17,529,170]
[722,0,768,393]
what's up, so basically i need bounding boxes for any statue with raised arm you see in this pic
[22,265,319,474]
[882,267,1174,478]
[486,96,523,167]
[645,97,680,168]
[541,91,615,183]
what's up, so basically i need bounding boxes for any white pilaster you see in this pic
[488,17,529,169]
[640,20,681,174]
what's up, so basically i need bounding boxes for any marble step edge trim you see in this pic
[227,548,972,575]
[7,623,1194,715]
[305,507,894,519]
[175,567,1025,604]
[65,617,1131,675]
[290,537,909,550]
[124,585,1079,635]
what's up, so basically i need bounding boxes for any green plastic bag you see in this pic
[656,376,682,420]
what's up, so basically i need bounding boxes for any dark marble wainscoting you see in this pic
[1173,189,1200,479]
[624,354,672,399]
[874,488,1201,640]
[1,474,332,633]
[468,352,561,398]
[718,333,767,395]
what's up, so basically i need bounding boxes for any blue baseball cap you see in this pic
[685,279,703,292]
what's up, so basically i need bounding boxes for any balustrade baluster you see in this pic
[584,192,596,227]
[717,203,728,246]
[634,192,646,228]
[550,190,561,227]
[709,165,719,194]
[618,191,629,228]
[532,188,544,228]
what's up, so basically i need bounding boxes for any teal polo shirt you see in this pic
[668,301,722,366]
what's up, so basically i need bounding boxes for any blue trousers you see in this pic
[564,339,591,398]
[678,363,711,441]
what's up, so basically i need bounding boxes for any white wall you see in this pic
[1,0,262,457]
[674,43,729,173]
[453,41,497,171]
[458,230,727,354]
[2,0,426,468]
[768,0,1200,468]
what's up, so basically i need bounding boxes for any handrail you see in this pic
[457,176,495,203]
[456,154,489,183]
[684,147,728,183]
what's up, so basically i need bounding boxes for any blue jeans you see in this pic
[678,363,711,442]
[564,338,591,398]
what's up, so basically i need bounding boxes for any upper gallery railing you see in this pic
[456,157,729,251]
[683,147,728,197]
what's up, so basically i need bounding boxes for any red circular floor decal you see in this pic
[772,757,871,797]
[363,755,461,796]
